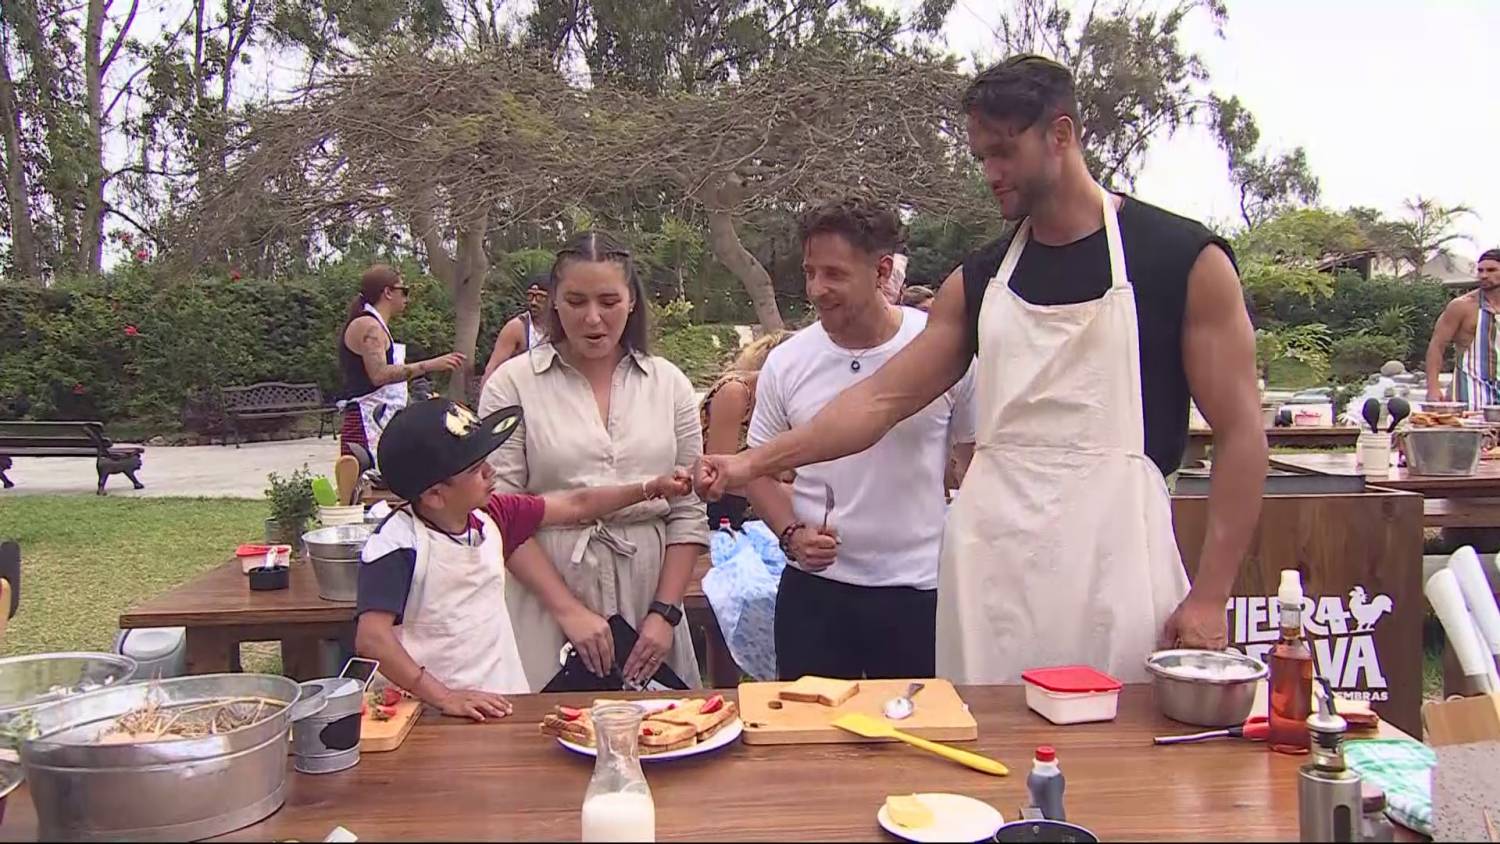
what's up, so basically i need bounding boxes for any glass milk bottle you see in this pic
[581,704,657,843]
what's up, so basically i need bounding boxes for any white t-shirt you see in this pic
[748,308,975,590]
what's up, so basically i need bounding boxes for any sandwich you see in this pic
[637,719,697,754]
[539,705,595,746]
[779,676,860,707]
[649,694,738,741]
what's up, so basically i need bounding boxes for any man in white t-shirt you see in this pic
[746,198,975,680]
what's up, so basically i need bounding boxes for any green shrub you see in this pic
[1330,334,1407,382]
[655,324,739,387]
[0,255,528,431]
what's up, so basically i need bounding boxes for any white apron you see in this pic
[395,510,530,693]
[356,303,408,457]
[937,185,1190,684]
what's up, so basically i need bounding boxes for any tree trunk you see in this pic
[409,190,489,401]
[699,179,784,331]
[81,0,107,274]
[449,210,490,401]
[0,38,40,282]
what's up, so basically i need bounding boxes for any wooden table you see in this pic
[1183,425,1361,465]
[126,554,730,684]
[0,686,1419,842]
[120,559,352,680]
[1272,452,1500,499]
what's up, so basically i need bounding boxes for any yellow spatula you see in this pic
[832,712,1008,776]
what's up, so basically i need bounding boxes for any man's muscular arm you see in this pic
[344,316,463,386]
[695,269,974,498]
[1426,298,1469,402]
[481,318,527,386]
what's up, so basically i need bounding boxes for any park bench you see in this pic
[0,421,145,495]
[219,382,336,447]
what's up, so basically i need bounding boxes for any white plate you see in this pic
[556,698,743,762]
[877,793,1004,843]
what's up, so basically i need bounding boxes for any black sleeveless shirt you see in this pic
[339,309,394,402]
[959,195,1236,478]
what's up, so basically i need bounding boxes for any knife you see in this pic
[821,483,835,532]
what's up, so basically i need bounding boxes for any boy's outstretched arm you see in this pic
[538,469,693,527]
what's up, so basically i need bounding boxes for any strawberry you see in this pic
[640,726,657,737]
[375,704,398,721]
[360,701,368,717]
[380,687,401,707]
[701,694,725,715]
[559,706,582,722]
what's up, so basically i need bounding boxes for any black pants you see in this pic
[774,564,937,680]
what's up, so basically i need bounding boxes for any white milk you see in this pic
[581,791,656,842]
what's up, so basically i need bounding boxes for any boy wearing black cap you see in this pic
[356,398,690,721]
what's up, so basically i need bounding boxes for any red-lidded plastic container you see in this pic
[1021,666,1123,725]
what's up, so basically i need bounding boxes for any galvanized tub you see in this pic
[19,673,325,841]
[0,652,137,744]
[1404,427,1483,476]
[302,524,371,602]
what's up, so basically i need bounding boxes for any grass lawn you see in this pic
[0,496,263,658]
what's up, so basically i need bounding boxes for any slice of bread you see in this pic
[540,711,595,746]
[652,696,738,739]
[638,719,696,750]
[640,735,697,755]
[778,676,859,707]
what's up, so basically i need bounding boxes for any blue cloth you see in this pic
[702,521,786,680]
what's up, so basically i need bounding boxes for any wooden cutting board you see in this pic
[738,679,977,745]
[361,699,422,752]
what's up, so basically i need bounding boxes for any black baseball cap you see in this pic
[377,399,523,502]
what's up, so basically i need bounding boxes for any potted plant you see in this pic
[265,468,317,547]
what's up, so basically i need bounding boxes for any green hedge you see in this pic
[0,257,741,432]
[0,258,523,428]
[1251,273,1454,371]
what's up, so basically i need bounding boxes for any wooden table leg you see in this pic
[281,635,326,681]
[686,602,741,687]
[183,628,237,675]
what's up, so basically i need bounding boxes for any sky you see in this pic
[96,0,1498,264]
[887,0,1498,256]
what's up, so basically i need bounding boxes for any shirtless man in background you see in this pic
[1426,249,1500,408]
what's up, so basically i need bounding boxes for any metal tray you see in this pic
[1173,468,1367,497]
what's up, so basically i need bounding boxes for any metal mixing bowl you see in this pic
[1403,427,1483,476]
[1145,649,1267,727]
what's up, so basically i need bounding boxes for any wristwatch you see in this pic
[648,601,683,627]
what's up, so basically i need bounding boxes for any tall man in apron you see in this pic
[339,264,466,462]
[693,55,1268,683]
[1426,248,1500,409]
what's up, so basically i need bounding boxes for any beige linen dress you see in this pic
[479,343,710,690]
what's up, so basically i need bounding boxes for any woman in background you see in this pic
[699,331,792,530]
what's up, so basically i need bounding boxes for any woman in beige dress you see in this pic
[480,232,709,690]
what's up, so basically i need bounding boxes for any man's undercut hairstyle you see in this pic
[963,54,1081,136]
[797,198,907,257]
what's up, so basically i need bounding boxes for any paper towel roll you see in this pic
[1449,545,1500,656]
[1426,568,1497,693]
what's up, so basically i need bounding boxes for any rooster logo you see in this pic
[1349,586,1393,632]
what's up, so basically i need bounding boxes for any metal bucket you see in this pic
[0,652,137,745]
[291,677,364,774]
[302,524,371,602]
[19,673,324,841]
[1404,428,1483,476]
